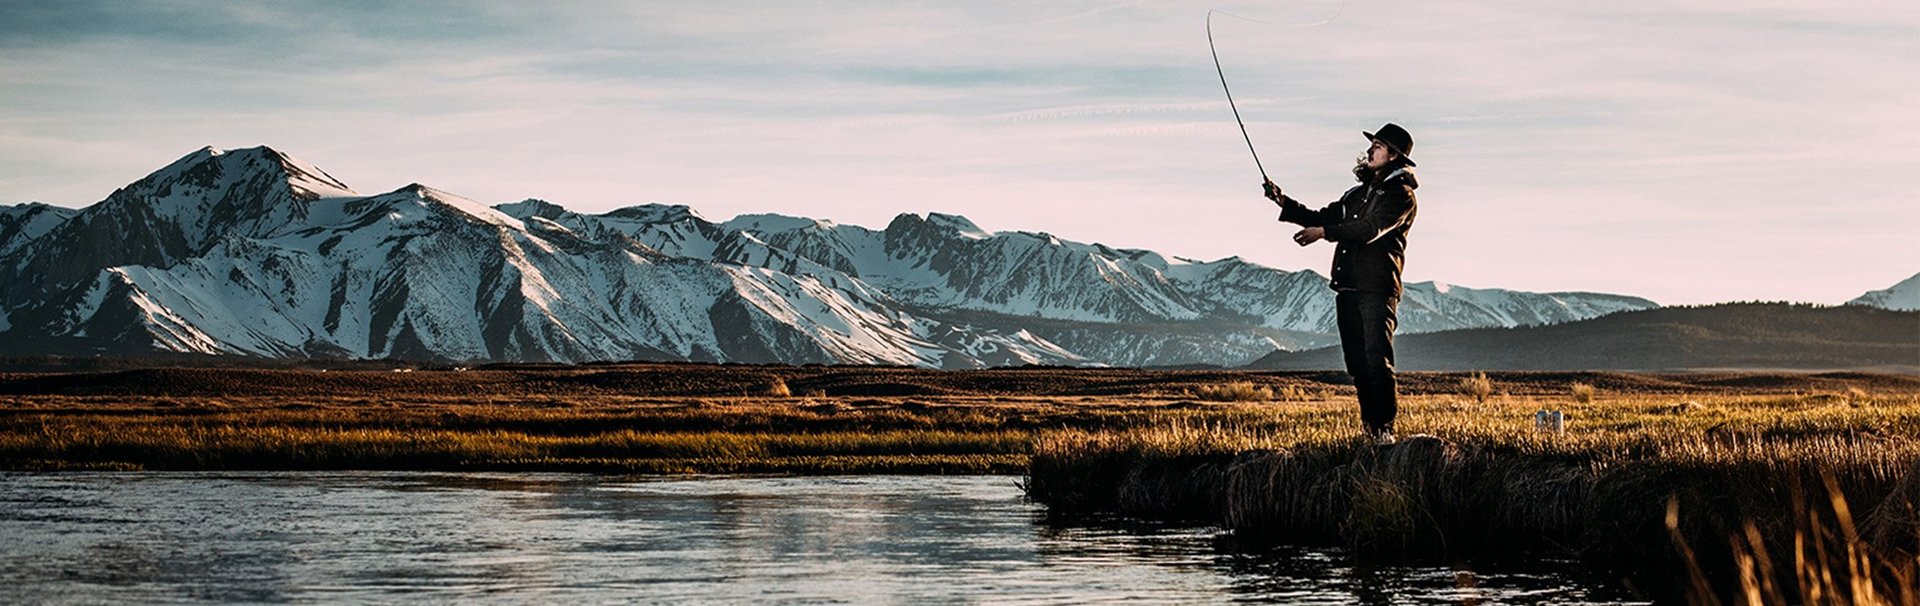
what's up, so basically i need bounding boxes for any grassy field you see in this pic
[4,365,1908,474]
[2,364,1916,602]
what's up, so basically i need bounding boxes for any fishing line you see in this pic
[1207,3,1346,183]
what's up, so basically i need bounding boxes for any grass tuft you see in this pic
[1571,382,1597,404]
[1461,372,1494,403]
[1189,382,1276,402]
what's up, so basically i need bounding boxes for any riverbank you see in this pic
[4,365,1911,475]
[1025,390,1920,602]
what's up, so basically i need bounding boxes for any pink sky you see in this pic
[1,1,1915,304]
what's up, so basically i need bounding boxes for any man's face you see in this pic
[1363,139,1395,170]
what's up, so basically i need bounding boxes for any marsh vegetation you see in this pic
[1025,387,1920,603]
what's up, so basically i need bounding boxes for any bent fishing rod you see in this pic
[1207,9,1268,184]
[1207,5,1344,188]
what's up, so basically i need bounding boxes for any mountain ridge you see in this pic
[1249,302,1920,372]
[0,145,1672,367]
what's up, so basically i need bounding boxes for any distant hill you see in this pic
[1248,302,1920,372]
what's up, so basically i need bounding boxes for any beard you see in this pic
[1354,155,1406,183]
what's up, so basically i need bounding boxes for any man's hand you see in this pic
[1263,179,1284,204]
[1292,227,1325,246]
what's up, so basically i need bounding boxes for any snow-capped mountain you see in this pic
[1399,281,1656,332]
[1848,273,1920,311]
[0,146,1659,367]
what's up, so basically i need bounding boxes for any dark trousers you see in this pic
[1335,291,1399,433]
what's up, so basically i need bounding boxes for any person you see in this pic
[1263,123,1419,445]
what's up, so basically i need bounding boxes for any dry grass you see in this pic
[1188,381,1277,402]
[1675,472,1920,606]
[0,398,1064,474]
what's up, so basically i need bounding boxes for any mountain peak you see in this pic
[925,212,990,239]
[495,198,570,220]
[152,146,223,176]
[0,202,78,256]
[723,213,837,234]
[379,183,520,228]
[258,147,355,199]
[886,212,991,242]
[85,145,360,247]
[147,145,356,201]
[606,203,706,224]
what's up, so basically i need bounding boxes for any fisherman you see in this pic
[1263,123,1419,445]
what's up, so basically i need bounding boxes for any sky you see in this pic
[1,0,1915,305]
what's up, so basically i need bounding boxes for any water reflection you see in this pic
[0,473,1647,604]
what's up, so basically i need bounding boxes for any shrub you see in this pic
[1845,386,1871,406]
[1191,382,1275,402]
[1276,384,1313,402]
[1571,382,1596,404]
[1460,372,1493,404]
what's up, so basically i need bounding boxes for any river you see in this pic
[0,472,1647,604]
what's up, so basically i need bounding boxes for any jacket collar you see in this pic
[1377,166,1418,190]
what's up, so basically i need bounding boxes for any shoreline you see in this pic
[1023,410,1920,601]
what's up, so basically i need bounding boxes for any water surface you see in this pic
[0,473,1646,603]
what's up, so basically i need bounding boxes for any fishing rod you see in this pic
[1207,9,1267,184]
[1206,5,1345,187]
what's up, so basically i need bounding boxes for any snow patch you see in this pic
[725,213,834,234]
[273,149,358,198]
[925,212,991,239]
[409,184,524,229]
[606,203,705,223]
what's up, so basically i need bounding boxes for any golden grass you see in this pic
[0,399,1047,473]
[6,389,1912,473]
[1673,472,1920,606]
[1188,381,1276,402]
[1184,381,1321,402]
[1031,392,1920,460]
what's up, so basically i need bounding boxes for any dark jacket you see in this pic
[1277,167,1419,298]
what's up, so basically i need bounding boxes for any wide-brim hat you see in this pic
[1363,123,1416,167]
